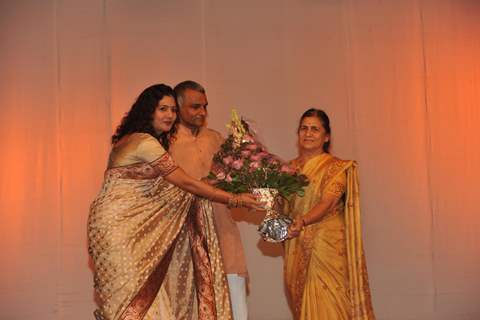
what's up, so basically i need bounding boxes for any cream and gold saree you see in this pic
[88,133,231,320]
[284,153,375,320]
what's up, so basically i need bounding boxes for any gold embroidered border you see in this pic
[106,152,178,180]
[187,199,218,319]
[289,157,351,318]
[119,237,178,320]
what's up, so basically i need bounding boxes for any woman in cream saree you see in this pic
[88,84,259,320]
[285,109,375,320]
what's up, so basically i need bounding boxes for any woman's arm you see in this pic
[132,135,261,209]
[164,167,261,209]
[288,193,341,238]
[288,170,347,238]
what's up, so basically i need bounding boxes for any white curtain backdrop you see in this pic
[1,1,479,319]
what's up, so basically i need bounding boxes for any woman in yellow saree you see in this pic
[284,109,375,320]
[88,84,259,320]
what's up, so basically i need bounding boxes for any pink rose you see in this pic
[250,153,262,161]
[223,155,234,165]
[226,174,233,182]
[245,143,258,151]
[232,159,244,170]
[268,158,279,165]
[241,150,251,157]
[280,164,296,174]
[251,151,269,162]
[249,161,261,170]
[216,171,226,180]
[257,151,269,159]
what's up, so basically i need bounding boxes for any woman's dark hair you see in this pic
[111,84,177,150]
[298,108,331,153]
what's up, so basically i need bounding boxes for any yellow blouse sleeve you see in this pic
[135,134,178,176]
[135,134,168,162]
[324,171,347,198]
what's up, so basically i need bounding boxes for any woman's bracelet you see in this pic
[227,194,241,208]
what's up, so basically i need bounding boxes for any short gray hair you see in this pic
[174,80,206,107]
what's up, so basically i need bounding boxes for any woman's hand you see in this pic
[230,193,264,210]
[287,217,306,239]
[165,169,263,208]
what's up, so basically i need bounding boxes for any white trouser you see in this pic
[227,274,248,320]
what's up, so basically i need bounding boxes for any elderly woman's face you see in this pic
[298,116,329,153]
[152,95,177,133]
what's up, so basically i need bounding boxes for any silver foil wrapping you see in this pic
[253,188,292,243]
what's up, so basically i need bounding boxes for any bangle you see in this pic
[227,195,240,208]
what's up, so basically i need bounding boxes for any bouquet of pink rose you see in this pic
[208,111,308,242]
[207,110,308,199]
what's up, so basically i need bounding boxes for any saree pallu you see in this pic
[284,154,375,320]
[88,153,232,320]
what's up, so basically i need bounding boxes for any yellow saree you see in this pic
[284,153,375,320]
[88,133,232,320]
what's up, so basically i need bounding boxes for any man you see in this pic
[169,80,249,320]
